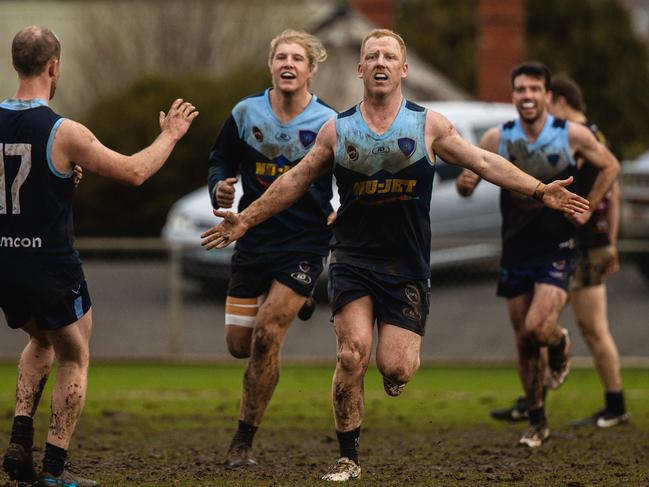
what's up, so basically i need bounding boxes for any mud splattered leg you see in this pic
[331,297,374,432]
[15,322,55,418]
[46,310,92,449]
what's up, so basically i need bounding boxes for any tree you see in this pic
[397,0,649,158]
[74,69,268,236]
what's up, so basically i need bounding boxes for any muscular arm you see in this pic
[429,111,585,211]
[569,122,620,210]
[607,180,620,245]
[201,118,337,249]
[52,99,197,186]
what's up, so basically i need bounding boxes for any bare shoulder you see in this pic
[568,121,596,145]
[316,117,337,147]
[55,119,98,151]
[425,109,455,139]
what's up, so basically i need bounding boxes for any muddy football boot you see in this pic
[490,396,529,422]
[37,468,98,486]
[570,409,631,428]
[518,423,550,448]
[383,376,406,397]
[297,296,316,321]
[225,442,257,468]
[322,457,361,481]
[547,328,571,389]
[2,443,37,483]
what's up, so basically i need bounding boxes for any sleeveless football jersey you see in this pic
[331,100,434,279]
[207,89,336,256]
[497,114,577,264]
[0,98,79,266]
[574,121,611,249]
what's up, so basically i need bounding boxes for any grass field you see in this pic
[0,363,647,486]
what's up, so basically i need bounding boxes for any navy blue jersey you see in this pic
[331,100,434,279]
[207,89,336,256]
[574,121,610,249]
[0,98,79,267]
[497,115,578,264]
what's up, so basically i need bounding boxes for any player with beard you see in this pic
[202,33,590,480]
[490,75,628,428]
[207,30,336,467]
[1,26,197,486]
[457,63,619,447]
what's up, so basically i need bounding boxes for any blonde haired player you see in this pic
[206,29,336,467]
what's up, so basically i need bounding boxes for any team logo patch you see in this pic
[398,138,416,158]
[553,259,567,270]
[403,285,420,304]
[298,262,311,273]
[346,144,359,161]
[291,272,312,285]
[275,132,291,142]
[252,126,263,142]
[372,145,390,155]
[402,306,421,321]
[299,130,317,148]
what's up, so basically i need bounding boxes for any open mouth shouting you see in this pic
[374,72,389,82]
[280,72,297,80]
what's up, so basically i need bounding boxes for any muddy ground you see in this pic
[3,414,647,486]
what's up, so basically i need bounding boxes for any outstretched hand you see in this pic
[542,177,590,215]
[159,98,199,141]
[200,210,248,250]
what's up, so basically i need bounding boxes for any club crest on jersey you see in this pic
[372,145,390,155]
[403,285,421,304]
[398,137,416,158]
[275,132,291,142]
[252,126,264,142]
[299,130,317,148]
[298,262,311,273]
[346,144,359,161]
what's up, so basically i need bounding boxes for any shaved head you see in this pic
[12,26,60,78]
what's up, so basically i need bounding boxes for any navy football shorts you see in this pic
[1,262,92,330]
[328,263,431,336]
[497,251,577,298]
[228,249,325,299]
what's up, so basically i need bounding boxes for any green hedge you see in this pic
[74,68,269,236]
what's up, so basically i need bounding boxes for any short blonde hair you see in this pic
[360,29,407,62]
[268,29,327,69]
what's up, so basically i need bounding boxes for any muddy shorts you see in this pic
[328,263,431,336]
[570,245,614,291]
[497,251,577,298]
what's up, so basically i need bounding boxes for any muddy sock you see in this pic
[605,391,625,414]
[528,407,547,426]
[336,427,360,465]
[231,420,258,448]
[42,442,67,476]
[9,415,34,451]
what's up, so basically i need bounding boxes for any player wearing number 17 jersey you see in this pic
[0,26,197,487]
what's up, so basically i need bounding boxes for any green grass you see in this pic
[0,362,646,431]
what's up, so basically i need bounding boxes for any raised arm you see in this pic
[427,111,589,213]
[567,122,620,225]
[51,99,198,186]
[201,118,337,250]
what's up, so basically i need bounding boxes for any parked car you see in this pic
[161,101,517,291]
[619,150,649,280]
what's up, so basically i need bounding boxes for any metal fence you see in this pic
[1,238,648,364]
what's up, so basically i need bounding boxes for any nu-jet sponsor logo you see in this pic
[353,178,417,196]
[0,235,42,248]
[255,162,293,177]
